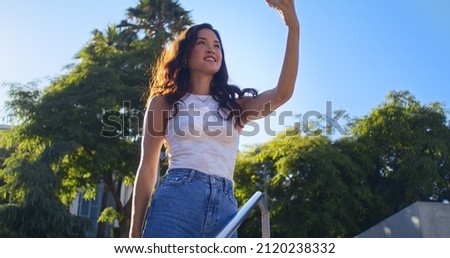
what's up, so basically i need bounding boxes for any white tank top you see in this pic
[165,93,240,182]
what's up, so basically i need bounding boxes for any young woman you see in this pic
[129,0,299,238]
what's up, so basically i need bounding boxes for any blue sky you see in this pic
[1,0,449,149]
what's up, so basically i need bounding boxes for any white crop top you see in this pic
[164,93,240,182]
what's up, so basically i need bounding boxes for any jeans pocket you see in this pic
[161,172,189,187]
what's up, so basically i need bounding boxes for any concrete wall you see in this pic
[356,201,450,237]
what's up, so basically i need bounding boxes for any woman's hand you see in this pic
[266,0,299,29]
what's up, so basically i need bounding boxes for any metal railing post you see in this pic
[215,191,270,238]
[258,195,270,238]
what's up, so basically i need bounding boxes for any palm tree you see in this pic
[119,0,192,50]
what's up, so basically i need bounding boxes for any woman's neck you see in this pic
[189,74,212,95]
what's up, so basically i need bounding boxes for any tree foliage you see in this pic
[234,90,450,237]
[0,131,90,237]
[235,132,374,237]
[349,90,450,213]
[1,0,192,237]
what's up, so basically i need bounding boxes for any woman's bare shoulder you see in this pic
[147,95,172,111]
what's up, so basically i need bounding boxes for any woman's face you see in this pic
[187,28,223,76]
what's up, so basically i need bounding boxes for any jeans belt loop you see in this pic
[187,169,196,183]
[223,178,229,194]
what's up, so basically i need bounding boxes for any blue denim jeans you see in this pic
[142,169,238,238]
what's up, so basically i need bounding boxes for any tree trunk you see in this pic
[96,185,109,237]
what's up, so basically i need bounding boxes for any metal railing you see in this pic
[216,191,270,238]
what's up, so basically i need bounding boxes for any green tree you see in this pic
[120,0,192,50]
[1,0,192,237]
[0,127,13,205]
[0,83,89,237]
[234,129,374,237]
[349,90,450,222]
[234,90,450,237]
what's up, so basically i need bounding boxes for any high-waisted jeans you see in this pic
[142,168,238,238]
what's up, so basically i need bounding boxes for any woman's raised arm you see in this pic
[239,0,300,123]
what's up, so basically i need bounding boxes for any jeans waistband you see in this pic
[166,168,233,193]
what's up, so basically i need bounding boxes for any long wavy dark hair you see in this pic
[147,23,257,128]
